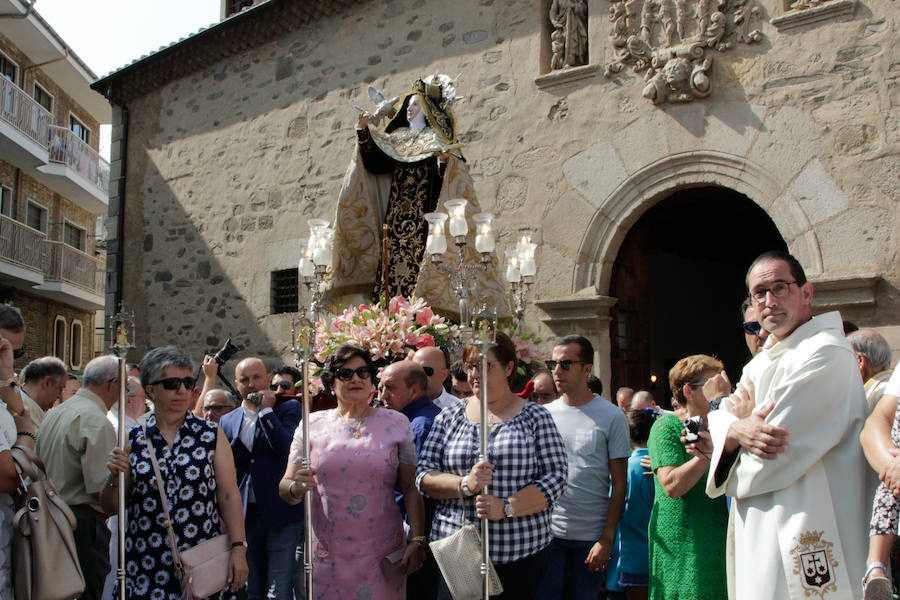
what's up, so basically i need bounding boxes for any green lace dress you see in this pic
[648,414,727,600]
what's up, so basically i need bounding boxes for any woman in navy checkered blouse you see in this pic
[416,332,568,599]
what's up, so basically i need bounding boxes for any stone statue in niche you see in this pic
[605,0,762,104]
[550,0,589,69]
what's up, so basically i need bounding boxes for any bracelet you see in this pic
[16,431,35,441]
[231,541,247,549]
[410,536,427,546]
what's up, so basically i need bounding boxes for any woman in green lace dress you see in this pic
[648,355,728,599]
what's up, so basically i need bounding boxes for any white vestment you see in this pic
[707,311,875,600]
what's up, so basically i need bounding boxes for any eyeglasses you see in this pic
[203,405,231,413]
[150,377,196,391]
[748,281,798,304]
[742,320,762,336]
[545,360,589,371]
[334,366,373,381]
[421,366,434,377]
[463,361,497,373]
[270,381,295,392]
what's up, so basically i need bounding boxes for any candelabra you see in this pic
[423,199,495,331]
[298,218,333,323]
[109,303,135,600]
[504,232,537,332]
[292,218,334,600]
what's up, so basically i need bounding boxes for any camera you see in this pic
[683,416,704,443]
[213,338,240,366]
[246,391,263,407]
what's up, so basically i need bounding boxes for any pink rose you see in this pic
[416,307,434,326]
[415,334,435,349]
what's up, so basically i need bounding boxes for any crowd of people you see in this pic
[0,249,897,600]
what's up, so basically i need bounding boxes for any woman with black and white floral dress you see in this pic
[104,346,248,600]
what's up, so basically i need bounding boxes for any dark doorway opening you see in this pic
[609,186,787,407]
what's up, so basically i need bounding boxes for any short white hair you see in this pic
[82,355,120,387]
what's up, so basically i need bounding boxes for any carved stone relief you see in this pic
[605,0,763,104]
[550,0,589,70]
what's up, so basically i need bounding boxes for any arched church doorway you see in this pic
[609,186,787,407]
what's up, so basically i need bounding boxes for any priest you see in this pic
[705,251,874,600]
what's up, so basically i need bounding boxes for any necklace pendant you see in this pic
[354,430,360,438]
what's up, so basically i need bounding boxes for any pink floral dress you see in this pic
[289,408,416,600]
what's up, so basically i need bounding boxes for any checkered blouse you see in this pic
[415,400,568,564]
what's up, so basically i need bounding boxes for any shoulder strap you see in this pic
[142,423,184,573]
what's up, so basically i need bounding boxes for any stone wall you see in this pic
[115,0,899,376]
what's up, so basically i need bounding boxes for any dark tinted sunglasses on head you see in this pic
[742,321,762,336]
[150,376,196,391]
[334,366,373,382]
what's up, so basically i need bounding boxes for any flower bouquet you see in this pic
[498,323,547,393]
[314,295,456,366]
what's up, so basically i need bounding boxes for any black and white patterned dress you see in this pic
[119,412,232,600]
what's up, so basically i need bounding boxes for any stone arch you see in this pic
[572,150,824,295]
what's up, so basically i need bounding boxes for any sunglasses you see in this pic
[334,366,373,382]
[421,366,434,377]
[545,360,589,371]
[742,321,762,336]
[203,404,231,413]
[150,376,196,391]
[12,348,24,359]
[270,381,295,392]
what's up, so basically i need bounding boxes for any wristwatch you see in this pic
[461,476,475,497]
[503,498,515,518]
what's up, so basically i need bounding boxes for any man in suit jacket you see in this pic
[220,357,303,600]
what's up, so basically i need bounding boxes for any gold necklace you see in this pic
[338,408,369,438]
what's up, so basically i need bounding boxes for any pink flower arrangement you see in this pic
[314,296,455,363]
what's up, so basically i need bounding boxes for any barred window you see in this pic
[270,269,298,314]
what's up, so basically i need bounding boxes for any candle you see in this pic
[519,242,537,277]
[505,251,521,283]
[299,257,315,277]
[473,213,495,253]
[446,199,468,237]
[426,232,447,255]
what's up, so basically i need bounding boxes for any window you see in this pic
[69,320,83,369]
[33,83,52,112]
[270,268,299,314]
[0,52,16,83]
[69,115,89,144]
[25,201,46,233]
[0,186,11,218]
[63,221,86,251]
[53,316,66,362]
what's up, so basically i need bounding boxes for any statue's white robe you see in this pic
[707,311,875,600]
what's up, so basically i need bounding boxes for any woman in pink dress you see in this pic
[280,344,426,599]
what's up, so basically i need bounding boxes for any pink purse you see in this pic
[144,425,232,599]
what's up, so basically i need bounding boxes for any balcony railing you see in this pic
[43,241,104,296]
[0,77,51,148]
[0,215,46,273]
[48,126,110,193]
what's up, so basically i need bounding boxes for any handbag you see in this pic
[144,424,232,600]
[10,445,86,600]
[430,524,503,599]
[429,485,503,600]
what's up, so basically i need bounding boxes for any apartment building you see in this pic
[0,2,109,372]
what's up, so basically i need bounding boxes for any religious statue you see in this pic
[550,0,589,69]
[331,75,505,319]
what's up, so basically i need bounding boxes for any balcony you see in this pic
[0,76,51,169]
[34,126,109,214]
[0,215,46,287]
[0,78,109,215]
[34,241,105,310]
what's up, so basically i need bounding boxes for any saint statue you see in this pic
[331,75,505,319]
[550,0,589,69]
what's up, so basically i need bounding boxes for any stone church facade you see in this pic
[94,0,898,394]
